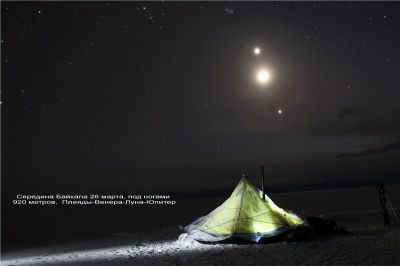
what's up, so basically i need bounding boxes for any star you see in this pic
[225,8,234,15]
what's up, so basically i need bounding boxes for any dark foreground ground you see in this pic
[2,185,400,265]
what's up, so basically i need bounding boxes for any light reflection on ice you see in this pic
[2,234,237,266]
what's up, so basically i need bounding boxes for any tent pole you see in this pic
[261,166,265,201]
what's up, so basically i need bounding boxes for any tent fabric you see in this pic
[184,177,304,243]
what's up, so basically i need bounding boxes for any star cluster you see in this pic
[2,2,400,192]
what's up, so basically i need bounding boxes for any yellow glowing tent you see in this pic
[184,177,304,243]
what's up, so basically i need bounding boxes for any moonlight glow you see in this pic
[254,47,261,55]
[256,69,271,84]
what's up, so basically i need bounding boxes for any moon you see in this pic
[254,47,261,55]
[256,69,271,84]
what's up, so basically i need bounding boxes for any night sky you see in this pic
[2,2,400,194]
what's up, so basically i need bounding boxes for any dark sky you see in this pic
[2,2,400,194]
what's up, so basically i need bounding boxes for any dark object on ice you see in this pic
[377,184,400,226]
[377,184,390,225]
[306,216,342,234]
[283,223,314,241]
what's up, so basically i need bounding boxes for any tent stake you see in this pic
[261,166,265,201]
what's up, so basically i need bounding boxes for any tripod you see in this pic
[377,184,399,226]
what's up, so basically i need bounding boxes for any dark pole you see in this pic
[261,166,265,201]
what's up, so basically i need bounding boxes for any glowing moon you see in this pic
[254,47,261,55]
[277,109,283,115]
[256,69,271,84]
